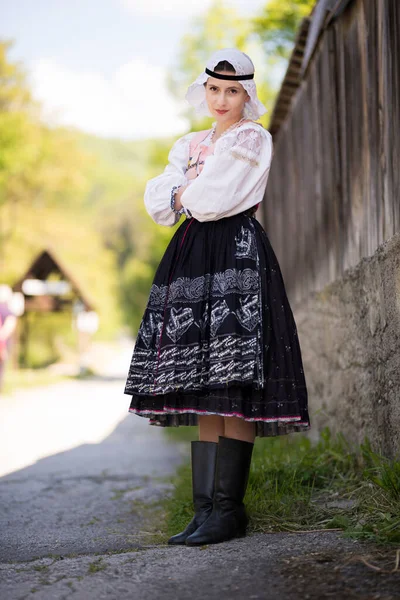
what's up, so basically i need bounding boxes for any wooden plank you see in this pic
[264,0,399,301]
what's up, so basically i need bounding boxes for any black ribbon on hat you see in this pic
[205,67,254,81]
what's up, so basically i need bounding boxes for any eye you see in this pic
[229,89,238,94]
[209,86,217,91]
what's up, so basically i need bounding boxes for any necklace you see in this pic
[210,117,247,144]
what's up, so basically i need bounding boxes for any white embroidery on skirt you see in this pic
[127,263,263,394]
[148,268,259,306]
[138,312,163,348]
[235,294,260,331]
[235,226,258,261]
[125,334,258,394]
[165,307,195,342]
[210,300,230,336]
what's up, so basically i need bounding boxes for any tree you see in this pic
[0,40,90,212]
[167,0,272,129]
[166,0,314,132]
[0,40,92,268]
[0,40,38,208]
[251,0,315,59]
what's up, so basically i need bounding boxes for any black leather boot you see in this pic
[185,435,254,546]
[167,440,218,545]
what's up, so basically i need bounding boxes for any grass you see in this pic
[2,367,66,394]
[163,426,197,444]
[87,558,107,574]
[2,364,98,395]
[163,427,400,546]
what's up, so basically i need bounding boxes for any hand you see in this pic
[174,184,189,211]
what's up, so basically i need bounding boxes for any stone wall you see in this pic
[292,232,400,457]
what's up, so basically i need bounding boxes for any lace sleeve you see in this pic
[216,127,264,167]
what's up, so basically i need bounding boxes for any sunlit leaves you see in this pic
[252,0,315,58]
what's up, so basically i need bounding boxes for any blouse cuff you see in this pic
[170,185,193,218]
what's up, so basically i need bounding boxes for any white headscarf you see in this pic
[185,48,268,121]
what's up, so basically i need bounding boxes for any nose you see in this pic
[215,91,228,108]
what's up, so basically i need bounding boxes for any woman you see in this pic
[124,48,310,546]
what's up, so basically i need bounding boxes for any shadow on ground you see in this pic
[0,414,187,563]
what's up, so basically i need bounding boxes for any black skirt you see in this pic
[124,210,310,437]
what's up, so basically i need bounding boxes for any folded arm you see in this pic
[144,133,195,226]
[180,127,273,222]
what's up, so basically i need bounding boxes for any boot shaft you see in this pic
[191,440,218,511]
[184,435,254,545]
[214,436,254,506]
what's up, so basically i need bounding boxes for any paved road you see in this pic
[1,344,399,599]
[0,375,186,562]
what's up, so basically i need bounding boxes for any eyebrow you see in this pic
[207,83,241,90]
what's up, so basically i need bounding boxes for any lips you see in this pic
[216,110,228,114]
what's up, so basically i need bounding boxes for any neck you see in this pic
[214,116,245,137]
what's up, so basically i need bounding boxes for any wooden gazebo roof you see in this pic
[13,249,94,312]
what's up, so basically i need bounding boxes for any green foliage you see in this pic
[87,558,107,574]
[1,2,319,351]
[19,311,73,368]
[2,367,66,394]
[167,0,272,131]
[164,427,400,545]
[90,132,185,335]
[252,0,315,59]
[0,41,125,358]
[0,41,91,215]
[120,258,154,333]
[166,0,315,133]
[0,40,32,110]
[168,0,249,96]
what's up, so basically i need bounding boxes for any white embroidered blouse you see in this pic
[144,120,274,226]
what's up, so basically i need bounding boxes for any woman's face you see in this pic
[205,73,250,124]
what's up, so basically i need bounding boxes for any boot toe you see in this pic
[168,532,189,545]
[185,528,234,545]
[185,507,247,545]
[167,518,198,545]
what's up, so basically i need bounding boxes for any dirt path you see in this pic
[0,343,399,599]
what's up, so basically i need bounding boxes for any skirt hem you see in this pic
[129,406,308,424]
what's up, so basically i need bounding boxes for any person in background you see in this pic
[0,285,17,393]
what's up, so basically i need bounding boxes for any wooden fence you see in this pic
[261,0,400,303]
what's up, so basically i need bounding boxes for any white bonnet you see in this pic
[185,48,268,121]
